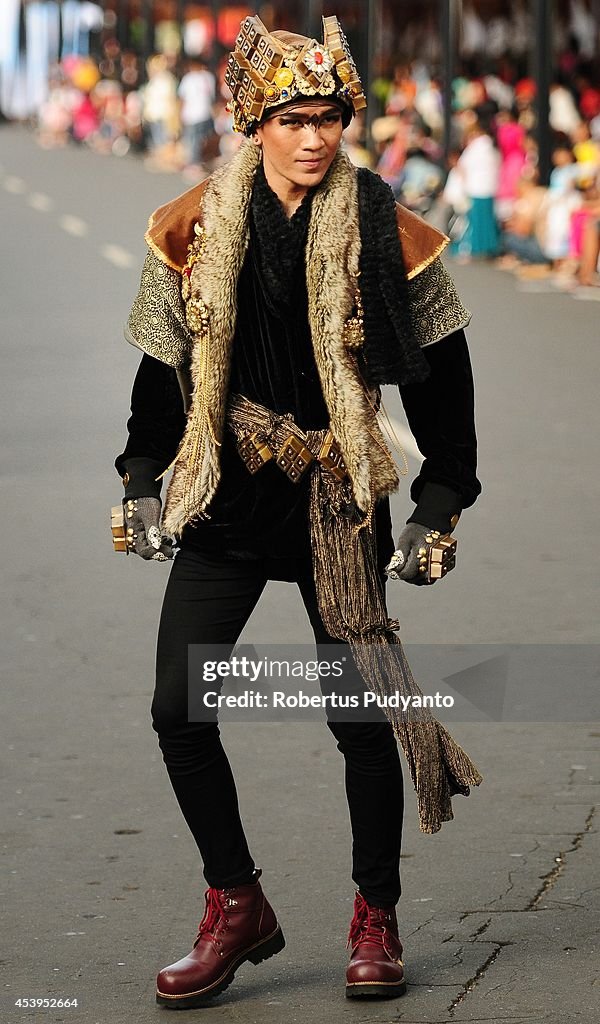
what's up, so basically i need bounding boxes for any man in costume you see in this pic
[114,15,482,1009]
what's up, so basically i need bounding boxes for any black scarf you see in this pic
[249,157,430,386]
[356,167,430,386]
[250,160,314,315]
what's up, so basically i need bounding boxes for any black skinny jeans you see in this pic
[151,545,404,908]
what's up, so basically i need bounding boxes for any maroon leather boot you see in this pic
[156,871,285,1009]
[345,891,406,998]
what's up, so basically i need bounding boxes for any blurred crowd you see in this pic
[366,63,600,291]
[33,46,235,176]
[4,23,600,291]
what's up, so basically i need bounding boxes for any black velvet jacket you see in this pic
[116,167,481,554]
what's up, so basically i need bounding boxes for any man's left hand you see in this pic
[385,523,443,586]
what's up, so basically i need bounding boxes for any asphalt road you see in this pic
[1,125,599,1024]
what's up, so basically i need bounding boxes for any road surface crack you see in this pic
[445,804,596,1015]
[405,913,436,939]
[469,916,492,939]
[526,805,595,910]
[447,942,507,1014]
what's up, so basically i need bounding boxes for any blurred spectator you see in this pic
[500,174,549,266]
[513,78,537,131]
[549,82,581,134]
[120,51,141,91]
[456,123,500,260]
[570,179,600,280]
[495,110,527,222]
[386,65,417,115]
[72,90,99,143]
[374,112,411,194]
[397,127,444,215]
[212,97,242,162]
[414,77,443,134]
[578,210,600,285]
[341,111,372,168]
[141,54,179,156]
[124,88,144,153]
[571,121,600,184]
[178,58,216,171]
[93,78,126,155]
[482,72,514,112]
[543,143,581,266]
[38,75,74,149]
[578,79,600,122]
[431,149,470,238]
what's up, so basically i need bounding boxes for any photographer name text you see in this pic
[201,690,454,710]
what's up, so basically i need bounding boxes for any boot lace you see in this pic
[194,888,229,946]
[347,892,392,949]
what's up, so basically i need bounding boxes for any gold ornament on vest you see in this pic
[343,275,365,351]
[182,220,210,340]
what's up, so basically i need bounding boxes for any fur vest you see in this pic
[134,142,453,537]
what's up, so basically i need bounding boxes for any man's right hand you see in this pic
[123,497,174,561]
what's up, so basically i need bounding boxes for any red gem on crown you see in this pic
[314,51,324,65]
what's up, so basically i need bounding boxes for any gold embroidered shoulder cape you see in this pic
[125,142,471,537]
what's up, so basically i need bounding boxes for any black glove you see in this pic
[123,497,174,561]
[385,522,442,586]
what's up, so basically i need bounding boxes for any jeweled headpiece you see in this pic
[224,15,366,136]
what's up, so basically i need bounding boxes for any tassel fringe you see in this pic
[309,465,483,834]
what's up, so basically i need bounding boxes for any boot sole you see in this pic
[156,926,285,1009]
[346,978,407,999]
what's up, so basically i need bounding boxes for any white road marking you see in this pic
[28,191,54,212]
[3,175,27,194]
[59,214,88,237]
[100,243,135,269]
[380,414,422,461]
[4,171,137,267]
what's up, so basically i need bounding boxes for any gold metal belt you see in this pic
[226,393,348,484]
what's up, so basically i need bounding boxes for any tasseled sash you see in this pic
[226,392,482,833]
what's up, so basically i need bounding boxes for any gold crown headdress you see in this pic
[224,14,366,136]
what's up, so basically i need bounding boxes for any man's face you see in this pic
[255,101,345,189]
